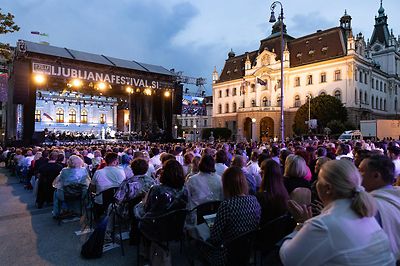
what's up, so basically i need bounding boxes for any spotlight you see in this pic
[97,82,106,90]
[33,74,46,85]
[71,79,82,88]
[126,86,134,94]
[144,88,152,96]
[164,91,171,97]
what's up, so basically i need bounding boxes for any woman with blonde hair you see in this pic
[283,154,311,194]
[280,159,395,265]
[52,155,90,217]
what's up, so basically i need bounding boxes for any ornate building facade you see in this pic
[212,3,400,141]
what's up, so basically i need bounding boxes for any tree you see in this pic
[0,9,20,61]
[293,95,347,135]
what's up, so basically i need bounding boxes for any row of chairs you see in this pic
[135,200,294,265]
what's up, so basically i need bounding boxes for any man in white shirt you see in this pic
[388,145,400,182]
[91,152,126,205]
[359,155,400,260]
[149,147,162,170]
[23,149,35,169]
[215,150,228,176]
[247,151,262,189]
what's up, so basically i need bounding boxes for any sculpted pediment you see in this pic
[256,50,278,68]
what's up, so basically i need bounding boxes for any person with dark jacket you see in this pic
[36,151,63,208]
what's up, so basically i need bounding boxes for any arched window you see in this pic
[380,98,383,110]
[334,90,341,101]
[294,95,301,107]
[262,97,268,107]
[35,110,41,122]
[376,97,379,109]
[277,95,281,106]
[232,102,237,112]
[364,92,367,104]
[251,99,256,107]
[56,108,64,123]
[233,87,237,96]
[225,103,229,113]
[359,90,363,103]
[320,91,326,96]
[81,109,88,124]
[355,89,358,103]
[371,96,375,108]
[218,104,222,114]
[69,109,77,123]
[100,113,106,124]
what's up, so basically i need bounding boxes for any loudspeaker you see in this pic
[173,83,183,114]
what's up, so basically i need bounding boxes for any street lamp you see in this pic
[269,1,285,145]
[193,124,197,142]
[307,94,311,132]
[251,118,256,142]
[174,125,178,139]
[126,86,134,133]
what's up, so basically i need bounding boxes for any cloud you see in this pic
[288,12,336,37]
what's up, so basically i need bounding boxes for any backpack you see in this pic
[81,216,108,259]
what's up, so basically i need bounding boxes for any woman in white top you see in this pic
[280,159,395,266]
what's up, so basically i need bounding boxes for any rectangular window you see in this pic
[335,70,341,81]
[307,75,313,85]
[35,110,41,122]
[225,89,229,97]
[295,77,300,87]
[233,87,237,96]
[204,119,207,127]
[372,78,374,88]
[359,72,363,83]
[355,70,358,81]
[218,90,222,98]
[100,114,106,124]
[364,73,368,84]
[320,73,326,83]
[384,83,387,93]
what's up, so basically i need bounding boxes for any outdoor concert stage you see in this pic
[7,40,183,144]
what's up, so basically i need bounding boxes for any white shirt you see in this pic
[149,154,161,169]
[91,166,126,204]
[280,199,395,266]
[392,158,400,180]
[185,171,223,209]
[246,161,262,188]
[215,163,228,177]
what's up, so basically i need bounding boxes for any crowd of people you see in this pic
[1,137,400,265]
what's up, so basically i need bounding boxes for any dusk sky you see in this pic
[2,0,399,94]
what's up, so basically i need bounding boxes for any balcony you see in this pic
[237,106,281,112]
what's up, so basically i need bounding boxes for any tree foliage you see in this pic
[293,95,348,135]
[0,9,20,61]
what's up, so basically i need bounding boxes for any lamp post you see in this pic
[251,118,257,142]
[174,125,178,139]
[193,124,197,142]
[126,86,134,134]
[307,94,311,133]
[269,1,285,144]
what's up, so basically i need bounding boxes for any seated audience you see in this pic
[185,154,223,209]
[200,166,261,265]
[256,159,289,224]
[283,154,311,195]
[280,160,395,265]
[359,155,400,260]
[52,155,90,217]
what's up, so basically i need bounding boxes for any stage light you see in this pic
[33,74,46,85]
[97,82,107,90]
[144,88,152,96]
[164,91,171,97]
[126,86,134,94]
[71,79,82,88]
